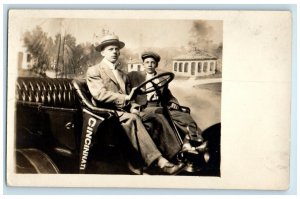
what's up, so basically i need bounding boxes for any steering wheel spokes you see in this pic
[135,72,174,95]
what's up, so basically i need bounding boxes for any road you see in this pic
[168,78,222,130]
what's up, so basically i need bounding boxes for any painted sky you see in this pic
[17,18,223,50]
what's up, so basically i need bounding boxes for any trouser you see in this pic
[140,107,182,160]
[118,112,162,166]
[145,102,203,140]
[169,110,202,138]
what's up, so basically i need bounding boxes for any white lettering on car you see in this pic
[80,117,96,170]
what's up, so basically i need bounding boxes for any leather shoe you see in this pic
[195,141,208,152]
[182,142,196,152]
[127,161,149,175]
[159,162,186,175]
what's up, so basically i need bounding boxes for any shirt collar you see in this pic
[146,72,157,79]
[103,58,120,70]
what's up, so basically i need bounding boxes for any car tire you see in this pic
[16,148,60,174]
[201,123,221,175]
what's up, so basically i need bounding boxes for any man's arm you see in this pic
[164,87,179,104]
[86,66,128,110]
[164,87,181,110]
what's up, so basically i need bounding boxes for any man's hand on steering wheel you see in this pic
[125,72,175,102]
[125,86,138,101]
[168,102,180,110]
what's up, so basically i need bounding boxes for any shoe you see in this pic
[182,142,196,152]
[159,162,186,175]
[127,161,149,175]
[195,141,208,153]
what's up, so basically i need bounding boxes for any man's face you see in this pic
[101,45,120,63]
[143,57,158,74]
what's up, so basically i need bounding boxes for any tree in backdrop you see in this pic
[57,33,77,77]
[23,26,103,78]
[67,42,102,78]
[23,26,53,76]
[188,21,223,58]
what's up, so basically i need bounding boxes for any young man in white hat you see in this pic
[86,35,185,175]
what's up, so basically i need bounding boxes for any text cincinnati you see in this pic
[80,117,96,170]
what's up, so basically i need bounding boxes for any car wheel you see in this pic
[16,148,60,174]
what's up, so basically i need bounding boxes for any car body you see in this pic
[14,75,220,176]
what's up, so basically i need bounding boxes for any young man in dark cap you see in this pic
[128,51,204,152]
[86,35,185,175]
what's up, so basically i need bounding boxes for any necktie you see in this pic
[146,74,160,101]
[112,68,126,94]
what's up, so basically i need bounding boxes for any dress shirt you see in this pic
[103,58,126,93]
[146,72,160,101]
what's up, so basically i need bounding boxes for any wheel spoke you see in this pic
[134,72,174,95]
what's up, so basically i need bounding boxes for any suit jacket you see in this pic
[128,71,179,107]
[86,60,132,110]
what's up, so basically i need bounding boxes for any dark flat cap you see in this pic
[141,51,161,62]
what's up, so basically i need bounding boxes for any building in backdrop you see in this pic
[172,50,218,77]
[127,58,144,72]
[127,50,220,78]
[17,46,34,70]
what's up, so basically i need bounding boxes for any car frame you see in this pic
[14,73,220,176]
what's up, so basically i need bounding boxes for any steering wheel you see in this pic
[134,72,174,95]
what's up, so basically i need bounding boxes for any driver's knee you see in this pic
[119,112,140,125]
[125,112,140,123]
[149,107,164,114]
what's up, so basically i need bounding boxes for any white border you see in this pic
[1,1,298,198]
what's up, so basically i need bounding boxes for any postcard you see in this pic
[6,9,291,190]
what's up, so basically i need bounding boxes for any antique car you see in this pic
[14,72,220,176]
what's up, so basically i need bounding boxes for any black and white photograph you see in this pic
[11,12,222,175]
[6,10,291,189]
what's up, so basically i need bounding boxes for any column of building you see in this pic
[173,60,216,76]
